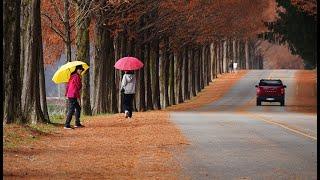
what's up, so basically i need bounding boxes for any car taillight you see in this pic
[256,88,261,94]
[281,88,284,94]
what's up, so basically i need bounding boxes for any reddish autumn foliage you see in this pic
[40,0,294,66]
[156,0,275,47]
[291,0,317,15]
[41,0,76,65]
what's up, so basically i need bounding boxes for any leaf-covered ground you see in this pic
[3,70,316,179]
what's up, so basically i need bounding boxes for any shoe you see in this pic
[74,124,85,128]
[125,111,129,118]
[64,126,73,130]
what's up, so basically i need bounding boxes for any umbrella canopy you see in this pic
[114,56,144,71]
[52,61,89,84]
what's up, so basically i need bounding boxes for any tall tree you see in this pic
[3,0,21,124]
[21,0,47,123]
[92,6,108,114]
[149,39,161,109]
[75,1,92,115]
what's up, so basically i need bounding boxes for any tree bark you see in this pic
[38,13,50,122]
[159,39,166,108]
[182,46,189,101]
[113,35,121,113]
[150,40,161,109]
[21,0,45,124]
[92,18,108,114]
[168,52,175,105]
[63,0,72,62]
[187,48,194,98]
[135,41,145,111]
[245,39,249,69]
[201,45,207,89]
[3,0,21,124]
[164,46,170,107]
[174,50,183,104]
[210,42,216,80]
[144,43,153,110]
[232,39,236,67]
[194,48,200,93]
[220,42,223,73]
[107,33,117,114]
[223,40,227,73]
[76,5,92,115]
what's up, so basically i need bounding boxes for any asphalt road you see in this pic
[170,70,317,179]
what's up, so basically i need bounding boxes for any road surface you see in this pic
[170,70,317,179]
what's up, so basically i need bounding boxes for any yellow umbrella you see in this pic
[52,61,89,84]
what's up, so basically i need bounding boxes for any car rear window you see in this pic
[259,80,283,86]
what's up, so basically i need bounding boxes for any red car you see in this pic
[255,79,287,106]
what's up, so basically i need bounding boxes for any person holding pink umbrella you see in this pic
[120,70,136,118]
[115,56,143,118]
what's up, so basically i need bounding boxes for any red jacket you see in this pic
[65,73,82,98]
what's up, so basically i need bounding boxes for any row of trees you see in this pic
[3,0,272,124]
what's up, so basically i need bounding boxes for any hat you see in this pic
[75,65,84,71]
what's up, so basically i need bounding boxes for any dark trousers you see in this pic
[65,98,81,126]
[123,94,134,117]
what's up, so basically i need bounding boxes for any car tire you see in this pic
[256,99,261,106]
[280,98,285,106]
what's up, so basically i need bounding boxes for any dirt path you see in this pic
[3,70,316,179]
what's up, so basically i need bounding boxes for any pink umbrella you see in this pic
[114,56,144,71]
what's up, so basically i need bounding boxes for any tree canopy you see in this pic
[263,0,317,69]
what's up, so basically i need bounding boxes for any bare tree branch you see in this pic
[49,0,65,23]
[41,12,66,42]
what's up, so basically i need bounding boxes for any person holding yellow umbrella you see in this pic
[52,61,89,129]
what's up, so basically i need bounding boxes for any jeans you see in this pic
[123,94,134,117]
[65,98,81,126]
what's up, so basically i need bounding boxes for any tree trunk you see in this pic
[236,39,240,65]
[76,7,92,115]
[38,15,50,122]
[174,50,183,104]
[219,41,223,74]
[223,40,227,73]
[232,39,236,68]
[182,46,188,101]
[144,43,153,110]
[206,45,211,84]
[187,48,193,99]
[164,47,170,107]
[159,40,166,108]
[108,33,117,113]
[168,52,175,105]
[113,35,121,113]
[202,45,207,87]
[210,42,216,80]
[21,0,45,124]
[245,39,249,69]
[195,49,200,93]
[150,40,161,109]
[135,41,145,111]
[63,0,72,62]
[3,0,21,124]
[92,20,108,114]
